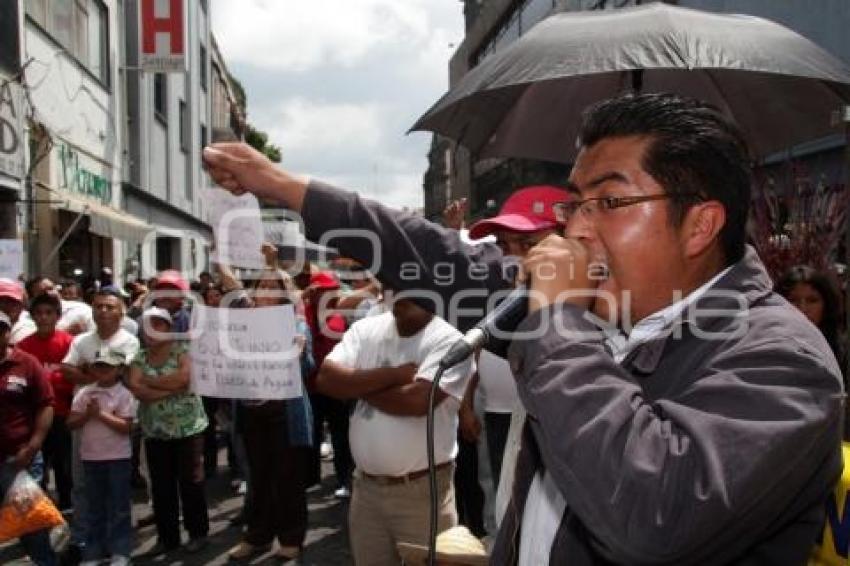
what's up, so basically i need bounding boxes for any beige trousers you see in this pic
[349,464,457,566]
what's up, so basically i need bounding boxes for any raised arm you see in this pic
[203,142,509,332]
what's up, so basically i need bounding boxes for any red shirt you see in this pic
[0,348,54,461]
[18,331,75,416]
[305,303,347,388]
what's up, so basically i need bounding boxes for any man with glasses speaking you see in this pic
[203,93,843,565]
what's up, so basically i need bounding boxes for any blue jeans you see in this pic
[0,454,58,566]
[82,459,132,560]
[70,429,88,546]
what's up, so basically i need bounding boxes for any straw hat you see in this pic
[397,526,489,565]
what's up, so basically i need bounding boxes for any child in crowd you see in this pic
[67,350,137,566]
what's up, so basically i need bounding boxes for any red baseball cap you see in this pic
[468,185,570,240]
[0,278,24,303]
[310,271,340,291]
[154,270,189,292]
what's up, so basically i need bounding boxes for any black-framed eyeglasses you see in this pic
[552,192,702,223]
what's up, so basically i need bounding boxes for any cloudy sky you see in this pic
[210,1,465,210]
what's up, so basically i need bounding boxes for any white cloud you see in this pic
[260,98,383,154]
[212,0,437,72]
[211,1,464,209]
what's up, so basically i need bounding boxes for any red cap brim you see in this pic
[467,214,558,240]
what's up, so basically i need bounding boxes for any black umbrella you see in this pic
[412,3,850,163]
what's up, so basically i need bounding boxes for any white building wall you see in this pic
[23,0,126,279]
[127,0,212,279]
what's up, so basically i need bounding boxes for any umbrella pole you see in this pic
[841,110,850,375]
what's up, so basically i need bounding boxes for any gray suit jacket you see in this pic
[301,182,844,565]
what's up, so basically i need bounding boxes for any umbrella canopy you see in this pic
[412,3,850,163]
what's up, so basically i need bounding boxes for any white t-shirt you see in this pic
[71,382,137,461]
[62,328,140,367]
[478,349,519,414]
[59,300,94,333]
[325,312,474,476]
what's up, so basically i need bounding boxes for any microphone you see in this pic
[440,286,529,369]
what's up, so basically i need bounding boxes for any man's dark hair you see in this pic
[93,288,124,303]
[30,293,61,315]
[25,274,51,298]
[579,93,752,264]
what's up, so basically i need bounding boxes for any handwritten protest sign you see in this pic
[0,240,24,279]
[189,304,303,400]
[205,188,265,269]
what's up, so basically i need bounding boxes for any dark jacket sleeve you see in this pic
[508,303,844,564]
[301,180,509,332]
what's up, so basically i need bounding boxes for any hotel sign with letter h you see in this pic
[138,0,186,73]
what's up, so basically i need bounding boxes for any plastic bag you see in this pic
[0,469,65,543]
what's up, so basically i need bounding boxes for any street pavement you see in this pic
[0,455,353,565]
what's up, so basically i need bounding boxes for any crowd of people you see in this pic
[2,92,850,566]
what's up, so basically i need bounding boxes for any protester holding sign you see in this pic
[227,268,315,562]
[127,308,209,556]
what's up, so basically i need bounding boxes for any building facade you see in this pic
[23,0,135,283]
[0,0,25,244]
[0,0,242,287]
[426,0,850,223]
[123,0,243,281]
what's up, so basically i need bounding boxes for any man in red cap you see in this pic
[461,186,570,531]
[0,278,35,345]
[467,185,570,260]
[303,271,353,498]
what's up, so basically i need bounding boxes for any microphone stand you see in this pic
[426,366,446,566]
[426,287,528,565]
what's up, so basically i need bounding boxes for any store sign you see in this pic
[0,81,24,179]
[59,144,112,204]
[139,0,186,72]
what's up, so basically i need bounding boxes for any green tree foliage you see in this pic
[245,124,282,163]
[228,72,281,163]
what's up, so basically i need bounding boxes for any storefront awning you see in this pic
[52,191,155,246]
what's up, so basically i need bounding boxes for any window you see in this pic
[87,1,108,84]
[179,100,188,152]
[25,0,110,86]
[154,74,167,122]
[199,43,207,91]
[200,124,208,154]
[0,0,21,76]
